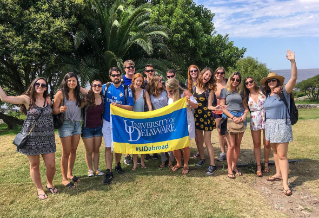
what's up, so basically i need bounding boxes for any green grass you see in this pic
[295,99,319,104]
[0,110,318,217]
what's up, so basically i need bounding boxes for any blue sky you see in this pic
[194,0,319,70]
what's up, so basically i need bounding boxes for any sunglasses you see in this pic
[167,75,175,79]
[267,78,277,83]
[110,74,121,77]
[216,71,225,75]
[93,84,102,87]
[35,83,47,88]
[168,90,174,94]
[245,80,254,85]
[231,78,241,82]
[125,66,135,69]
[190,70,198,73]
[145,69,154,73]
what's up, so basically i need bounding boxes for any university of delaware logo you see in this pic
[124,120,141,142]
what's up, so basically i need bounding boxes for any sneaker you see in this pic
[88,170,94,177]
[103,169,113,184]
[196,159,205,166]
[94,169,104,176]
[145,154,151,160]
[115,162,125,174]
[124,155,133,165]
[152,153,159,160]
[217,153,226,162]
[206,165,218,176]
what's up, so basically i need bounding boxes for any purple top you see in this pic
[83,103,104,128]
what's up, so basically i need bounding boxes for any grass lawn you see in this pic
[0,110,318,217]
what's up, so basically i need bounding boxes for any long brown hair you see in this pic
[60,72,82,107]
[243,76,261,107]
[130,73,145,100]
[196,67,216,92]
[86,80,102,108]
[187,65,200,92]
[19,77,49,115]
[147,75,163,97]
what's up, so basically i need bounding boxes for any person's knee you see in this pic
[46,162,56,172]
[30,162,40,171]
[277,153,287,160]
[253,142,261,149]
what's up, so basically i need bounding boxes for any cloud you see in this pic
[194,0,319,37]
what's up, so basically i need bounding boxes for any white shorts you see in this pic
[102,120,113,149]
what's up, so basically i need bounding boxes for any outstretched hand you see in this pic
[286,50,295,62]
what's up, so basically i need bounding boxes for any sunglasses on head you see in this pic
[35,82,47,88]
[245,80,254,85]
[190,70,198,73]
[216,71,225,75]
[231,78,240,82]
[110,74,121,77]
[93,84,102,87]
[125,66,135,69]
[267,78,277,83]
[145,69,154,73]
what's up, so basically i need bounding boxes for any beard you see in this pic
[113,79,121,84]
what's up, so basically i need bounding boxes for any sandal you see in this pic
[37,193,48,200]
[171,165,182,172]
[168,164,174,168]
[159,160,168,168]
[141,165,147,169]
[192,152,200,158]
[71,176,80,183]
[46,185,58,194]
[256,165,262,177]
[65,182,75,188]
[228,173,235,179]
[182,167,189,175]
[283,188,292,196]
[267,176,282,181]
[264,164,270,173]
[233,169,242,176]
[132,166,137,171]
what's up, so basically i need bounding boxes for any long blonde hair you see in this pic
[226,71,242,94]
[165,78,184,102]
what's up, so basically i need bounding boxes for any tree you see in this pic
[296,75,319,100]
[227,56,269,84]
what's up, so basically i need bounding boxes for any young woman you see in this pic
[193,67,218,176]
[82,80,104,177]
[186,65,200,92]
[212,67,228,162]
[147,75,174,168]
[220,72,249,179]
[166,78,198,174]
[261,50,297,196]
[243,76,271,177]
[0,78,57,200]
[130,73,153,170]
[53,72,85,188]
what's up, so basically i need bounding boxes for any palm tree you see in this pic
[72,0,169,83]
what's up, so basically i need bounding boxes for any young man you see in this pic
[102,67,134,184]
[123,60,135,86]
[144,63,155,88]
[166,69,186,89]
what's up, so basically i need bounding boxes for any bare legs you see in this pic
[271,142,289,190]
[195,129,215,166]
[251,130,271,174]
[173,146,190,173]
[27,152,56,199]
[83,136,102,171]
[226,133,244,176]
[132,154,146,170]
[60,134,80,186]
[215,118,227,154]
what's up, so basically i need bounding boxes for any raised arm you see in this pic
[0,85,29,108]
[145,91,153,111]
[285,50,297,94]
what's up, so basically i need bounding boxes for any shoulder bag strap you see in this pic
[27,100,46,136]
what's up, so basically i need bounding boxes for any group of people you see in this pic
[0,50,297,199]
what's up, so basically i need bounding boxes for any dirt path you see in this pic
[250,177,319,217]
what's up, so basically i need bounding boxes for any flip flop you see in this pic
[141,165,147,169]
[171,165,182,172]
[267,176,282,181]
[168,165,173,168]
[38,193,47,200]
[284,188,292,196]
[256,171,263,177]
[65,182,75,188]
[228,173,235,179]
[182,167,189,175]
[46,185,58,194]
[233,170,242,176]
[71,176,80,183]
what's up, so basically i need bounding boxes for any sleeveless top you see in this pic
[64,97,81,121]
[133,90,145,112]
[83,102,104,128]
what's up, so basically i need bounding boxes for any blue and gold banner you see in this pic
[111,98,190,154]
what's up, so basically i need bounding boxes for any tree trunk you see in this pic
[0,112,24,129]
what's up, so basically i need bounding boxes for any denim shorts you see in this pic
[81,125,103,139]
[58,120,82,138]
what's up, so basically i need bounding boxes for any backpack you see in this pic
[279,92,298,125]
[103,83,128,105]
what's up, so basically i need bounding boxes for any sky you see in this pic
[194,0,319,70]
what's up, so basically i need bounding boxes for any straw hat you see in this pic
[260,72,285,86]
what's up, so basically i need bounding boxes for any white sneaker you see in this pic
[94,169,104,176]
[88,170,94,177]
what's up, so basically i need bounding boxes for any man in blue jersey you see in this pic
[102,67,134,184]
[122,60,135,86]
